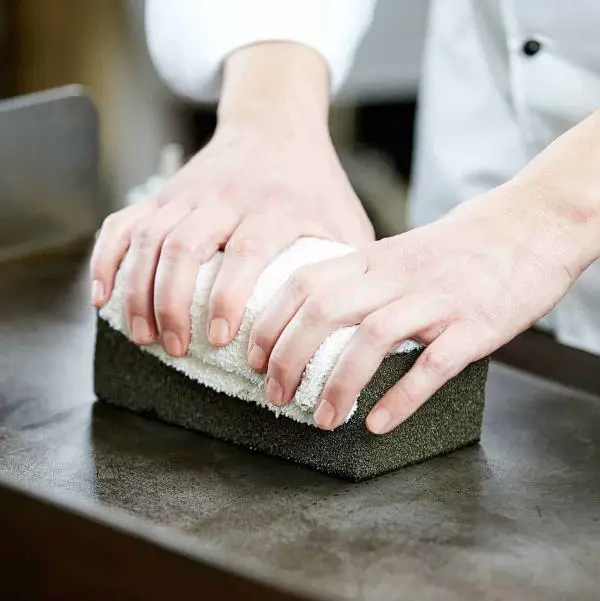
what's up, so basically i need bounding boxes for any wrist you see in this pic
[499,109,600,280]
[217,41,330,136]
[447,180,589,286]
[500,179,589,282]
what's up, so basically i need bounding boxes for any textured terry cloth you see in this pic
[99,237,421,426]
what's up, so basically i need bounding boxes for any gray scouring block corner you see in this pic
[94,317,490,482]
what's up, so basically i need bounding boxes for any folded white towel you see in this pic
[99,237,421,426]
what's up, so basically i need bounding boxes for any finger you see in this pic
[121,201,193,345]
[366,321,494,435]
[249,251,366,377]
[265,271,400,407]
[153,204,238,356]
[315,295,441,430]
[206,214,308,348]
[89,197,159,307]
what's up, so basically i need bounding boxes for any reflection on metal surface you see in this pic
[0,85,101,262]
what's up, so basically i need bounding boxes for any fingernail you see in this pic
[314,399,337,430]
[248,343,266,371]
[209,318,230,346]
[367,407,393,435]
[265,377,283,406]
[130,315,152,344]
[91,279,104,306]
[162,330,183,357]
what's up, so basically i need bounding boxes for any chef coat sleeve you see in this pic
[145,0,377,102]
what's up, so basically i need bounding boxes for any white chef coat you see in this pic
[145,0,600,355]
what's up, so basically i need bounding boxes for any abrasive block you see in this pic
[94,318,489,481]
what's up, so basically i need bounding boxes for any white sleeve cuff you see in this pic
[145,0,377,103]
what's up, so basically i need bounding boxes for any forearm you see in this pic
[218,42,330,133]
[452,109,600,282]
[509,109,600,276]
[145,0,376,103]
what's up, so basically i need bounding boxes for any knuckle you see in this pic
[101,212,120,233]
[215,180,239,202]
[326,374,355,401]
[209,290,236,319]
[250,326,268,351]
[132,221,160,250]
[287,267,317,299]
[302,296,334,326]
[161,234,199,260]
[267,351,291,379]
[359,316,388,344]
[148,192,170,209]
[123,288,146,314]
[250,322,275,355]
[89,246,107,272]
[421,349,456,378]
[155,301,185,329]
[226,235,261,260]
[90,258,109,280]
[394,383,419,409]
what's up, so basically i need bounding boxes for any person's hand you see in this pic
[248,183,586,434]
[89,42,374,357]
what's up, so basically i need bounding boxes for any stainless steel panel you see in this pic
[0,85,101,261]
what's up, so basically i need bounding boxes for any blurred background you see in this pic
[0,0,429,260]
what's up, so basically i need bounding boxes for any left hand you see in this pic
[247,183,583,434]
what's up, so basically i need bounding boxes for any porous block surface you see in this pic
[94,318,489,481]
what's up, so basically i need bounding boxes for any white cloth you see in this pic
[145,0,600,354]
[99,237,420,426]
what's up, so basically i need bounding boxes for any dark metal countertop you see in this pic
[1,248,599,601]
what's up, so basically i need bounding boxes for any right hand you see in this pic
[90,43,374,358]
